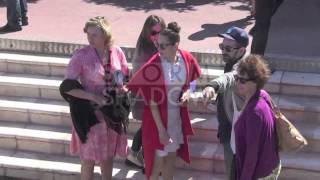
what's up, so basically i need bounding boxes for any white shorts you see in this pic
[156,142,181,157]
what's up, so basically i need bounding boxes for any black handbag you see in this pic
[100,70,130,134]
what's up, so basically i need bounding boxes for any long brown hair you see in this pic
[136,15,165,54]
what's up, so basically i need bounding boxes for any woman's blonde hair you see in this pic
[83,16,113,48]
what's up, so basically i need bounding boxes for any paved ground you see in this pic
[0,0,319,57]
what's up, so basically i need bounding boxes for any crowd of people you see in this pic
[58,1,285,180]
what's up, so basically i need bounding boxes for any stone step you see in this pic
[0,51,223,88]
[0,52,69,77]
[191,92,320,124]
[0,122,318,180]
[6,89,319,126]
[0,149,226,180]
[0,70,318,105]
[0,96,72,128]
[0,96,218,143]
[279,151,320,180]
[129,112,219,143]
[290,121,320,154]
[0,121,223,173]
[4,52,320,97]
[0,73,62,100]
[1,95,320,148]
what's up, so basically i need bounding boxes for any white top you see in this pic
[230,92,242,154]
[157,52,187,155]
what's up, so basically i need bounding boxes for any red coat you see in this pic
[126,49,201,179]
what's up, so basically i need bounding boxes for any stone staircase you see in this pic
[0,43,320,180]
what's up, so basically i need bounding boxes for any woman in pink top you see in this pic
[64,16,128,180]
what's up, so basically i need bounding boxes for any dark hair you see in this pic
[237,55,270,89]
[136,15,166,53]
[160,21,181,45]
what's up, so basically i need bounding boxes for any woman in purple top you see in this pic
[234,55,281,180]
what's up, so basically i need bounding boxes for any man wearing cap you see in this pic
[202,26,248,180]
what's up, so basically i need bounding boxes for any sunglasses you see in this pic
[151,30,161,36]
[219,43,240,52]
[235,74,255,84]
[155,42,172,50]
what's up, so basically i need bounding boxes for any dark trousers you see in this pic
[131,127,142,152]
[7,0,28,27]
[223,142,236,180]
[251,0,284,55]
[131,99,144,152]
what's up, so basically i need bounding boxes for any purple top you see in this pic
[235,90,280,180]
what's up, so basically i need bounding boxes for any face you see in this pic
[86,26,107,49]
[235,72,257,96]
[156,34,177,59]
[220,38,243,63]
[149,23,162,44]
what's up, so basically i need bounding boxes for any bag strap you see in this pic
[271,98,282,116]
[261,94,281,116]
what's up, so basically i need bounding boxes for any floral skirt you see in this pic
[70,111,127,164]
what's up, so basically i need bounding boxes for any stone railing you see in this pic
[1,38,320,73]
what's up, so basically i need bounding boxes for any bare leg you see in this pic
[150,154,164,180]
[162,152,176,180]
[81,159,95,180]
[100,157,114,180]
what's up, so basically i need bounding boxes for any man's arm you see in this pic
[210,71,236,93]
[202,70,236,105]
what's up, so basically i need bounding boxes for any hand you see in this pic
[117,85,128,94]
[91,94,109,108]
[178,90,190,106]
[159,129,172,145]
[202,86,216,107]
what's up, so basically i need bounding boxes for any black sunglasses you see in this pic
[235,74,255,84]
[155,42,172,50]
[151,30,161,36]
[219,43,240,52]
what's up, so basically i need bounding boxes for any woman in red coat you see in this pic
[126,22,201,180]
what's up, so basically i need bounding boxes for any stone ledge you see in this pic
[267,53,320,73]
[2,38,320,73]
[0,38,224,68]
